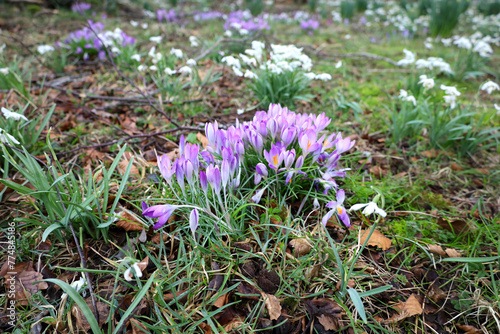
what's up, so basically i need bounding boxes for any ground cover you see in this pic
[0,0,499,333]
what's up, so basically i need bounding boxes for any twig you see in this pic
[54,126,202,157]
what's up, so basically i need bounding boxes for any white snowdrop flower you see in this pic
[424,38,433,49]
[224,30,233,37]
[170,48,183,59]
[494,104,500,114]
[443,95,457,109]
[130,20,139,27]
[440,84,461,97]
[178,66,192,75]
[454,37,472,49]
[141,23,148,29]
[232,66,243,77]
[137,65,147,72]
[441,38,452,47]
[239,29,249,35]
[237,109,245,115]
[0,68,8,75]
[164,68,177,75]
[481,81,499,94]
[473,41,493,57]
[349,202,387,217]
[0,128,20,145]
[303,72,316,80]
[240,54,257,66]
[399,89,408,98]
[148,46,157,58]
[61,276,87,299]
[335,61,342,68]
[415,59,432,70]
[315,73,332,81]
[344,34,351,40]
[111,47,121,54]
[37,45,55,55]
[397,49,416,66]
[331,11,342,22]
[131,54,141,62]
[1,107,28,121]
[418,75,434,90]
[405,95,417,106]
[149,65,158,71]
[221,56,241,69]
[149,36,163,43]
[189,36,199,47]
[244,70,257,79]
[186,58,197,66]
[124,263,143,281]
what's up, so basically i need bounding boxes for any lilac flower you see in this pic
[252,189,265,204]
[143,204,177,229]
[322,189,350,227]
[189,209,199,235]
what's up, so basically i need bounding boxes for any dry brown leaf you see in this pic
[196,132,209,148]
[4,262,48,306]
[428,244,446,257]
[369,165,386,178]
[359,229,392,251]
[118,155,140,177]
[445,248,461,258]
[130,318,149,334]
[421,149,438,158]
[199,322,213,334]
[289,238,312,257]
[115,208,145,231]
[317,314,339,331]
[456,324,482,334]
[262,293,281,320]
[437,218,475,234]
[72,300,109,332]
[386,294,423,323]
[214,293,229,308]
[124,258,148,281]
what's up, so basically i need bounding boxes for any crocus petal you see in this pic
[321,210,335,227]
[338,209,350,227]
[336,189,345,205]
[190,209,199,234]
[252,189,265,204]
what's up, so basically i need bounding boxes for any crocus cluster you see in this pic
[157,9,177,23]
[300,19,320,33]
[71,2,91,14]
[193,11,224,21]
[224,10,270,35]
[143,104,355,231]
[62,21,135,60]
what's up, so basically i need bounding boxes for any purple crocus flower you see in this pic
[189,209,199,235]
[335,134,355,154]
[264,145,284,170]
[321,189,350,227]
[221,159,230,189]
[206,164,222,194]
[199,171,208,194]
[299,130,321,156]
[254,163,268,184]
[252,189,265,204]
[159,155,175,183]
[143,204,177,229]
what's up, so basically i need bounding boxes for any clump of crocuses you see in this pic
[143,104,355,234]
[62,21,135,60]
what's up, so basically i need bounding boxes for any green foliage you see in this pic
[250,69,313,108]
[388,100,420,146]
[429,0,469,37]
[478,0,500,16]
[340,1,356,19]
[355,0,368,12]
[452,50,488,81]
[1,143,133,242]
[334,92,363,121]
[0,70,31,101]
[245,0,264,16]
[308,0,318,12]
[418,0,432,15]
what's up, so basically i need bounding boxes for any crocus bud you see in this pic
[200,171,208,194]
[252,188,265,204]
[190,208,199,235]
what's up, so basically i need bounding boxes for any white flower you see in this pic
[335,61,342,68]
[137,65,147,72]
[37,45,55,55]
[454,37,472,50]
[397,49,416,66]
[224,30,233,37]
[424,41,433,49]
[443,95,457,109]
[1,107,28,121]
[237,108,245,115]
[405,96,417,106]
[221,56,241,69]
[131,54,141,62]
[124,263,143,281]
[440,84,461,96]
[399,89,408,98]
[164,68,177,75]
[141,23,148,29]
[0,128,20,145]
[344,34,351,40]
[473,41,493,57]
[61,276,87,299]
[313,198,320,210]
[399,90,416,106]
[252,189,265,204]
[149,65,158,71]
[239,28,249,35]
[130,20,139,27]
[240,54,257,66]
[178,66,192,75]
[0,68,9,75]
[349,202,387,217]
[189,36,199,47]
[480,81,499,94]
[170,48,183,59]
[418,75,435,90]
[494,104,500,115]
[149,36,163,43]
[441,38,452,47]
[315,73,332,81]
[244,70,257,79]
[232,66,243,77]
[304,72,316,80]
[186,58,197,66]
